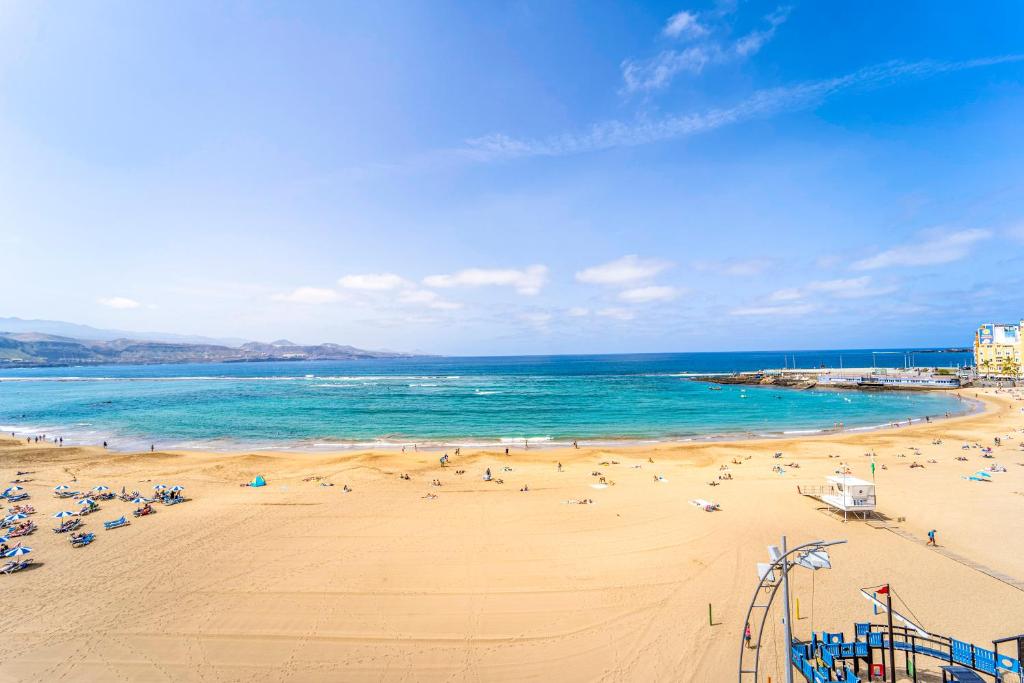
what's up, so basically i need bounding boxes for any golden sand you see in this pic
[0,389,1022,681]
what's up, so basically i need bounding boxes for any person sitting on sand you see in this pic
[342,485,351,493]
[483,468,492,482]
[520,485,529,492]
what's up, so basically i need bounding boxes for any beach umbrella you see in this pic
[3,486,24,495]
[153,484,167,491]
[92,485,110,492]
[130,497,147,504]
[4,546,31,558]
[0,537,8,544]
[54,485,70,491]
[170,485,185,492]
[77,498,96,507]
[4,513,27,523]
[53,511,76,519]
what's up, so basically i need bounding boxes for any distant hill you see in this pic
[0,317,249,347]
[0,329,420,369]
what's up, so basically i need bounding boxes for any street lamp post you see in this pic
[738,537,846,683]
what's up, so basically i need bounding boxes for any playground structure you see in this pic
[738,538,1021,683]
[798,475,876,521]
[790,623,1023,682]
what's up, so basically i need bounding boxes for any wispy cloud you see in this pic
[619,285,678,303]
[462,56,1023,162]
[663,10,708,40]
[621,47,712,93]
[98,296,142,309]
[729,303,815,316]
[576,255,672,285]
[851,228,992,270]
[767,276,896,302]
[338,273,409,291]
[734,6,791,58]
[423,265,548,295]
[271,287,344,305]
[694,258,774,276]
[621,5,790,94]
[597,307,636,321]
[397,288,462,310]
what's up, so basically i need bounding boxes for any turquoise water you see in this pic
[0,351,971,450]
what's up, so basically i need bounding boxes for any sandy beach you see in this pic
[1,388,1022,682]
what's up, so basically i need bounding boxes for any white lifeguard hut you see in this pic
[798,474,876,521]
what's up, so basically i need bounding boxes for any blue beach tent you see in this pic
[251,475,266,487]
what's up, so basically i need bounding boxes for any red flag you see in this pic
[876,585,890,595]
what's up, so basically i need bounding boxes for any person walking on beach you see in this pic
[744,623,752,648]
[926,529,937,546]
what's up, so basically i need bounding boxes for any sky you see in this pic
[1,1,1023,355]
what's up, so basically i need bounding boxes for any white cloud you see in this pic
[622,47,711,93]
[769,287,803,302]
[694,258,773,276]
[397,288,462,310]
[620,5,788,94]
[272,287,343,304]
[807,276,896,299]
[851,228,991,271]
[597,307,636,321]
[576,255,671,285]
[338,273,409,290]
[567,307,590,317]
[663,10,708,39]
[423,265,548,295]
[464,56,1023,161]
[768,276,896,302]
[98,296,141,309]
[734,6,791,58]
[619,285,678,303]
[729,303,815,316]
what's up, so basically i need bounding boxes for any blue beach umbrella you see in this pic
[53,511,76,519]
[92,485,110,492]
[3,486,24,496]
[153,484,167,491]
[170,485,185,492]
[4,513,27,523]
[4,546,31,558]
[54,485,70,491]
[77,498,96,507]
[130,497,147,504]
[0,537,8,544]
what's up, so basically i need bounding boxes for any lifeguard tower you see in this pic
[798,475,876,521]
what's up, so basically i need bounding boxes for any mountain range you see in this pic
[0,318,417,368]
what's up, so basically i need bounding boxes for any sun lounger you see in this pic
[53,518,82,533]
[161,496,187,506]
[103,516,129,530]
[54,491,79,499]
[71,532,95,547]
[132,507,156,517]
[0,559,33,574]
[9,522,36,537]
[6,493,29,502]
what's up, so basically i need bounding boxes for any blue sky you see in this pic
[2,1,1023,354]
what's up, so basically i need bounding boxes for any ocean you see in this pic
[0,350,972,450]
